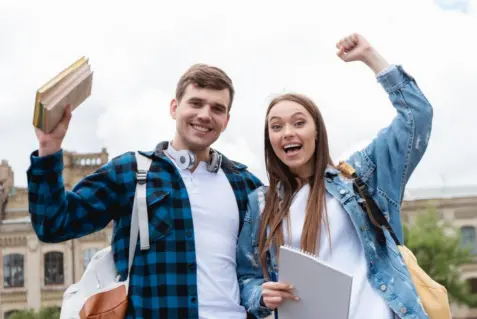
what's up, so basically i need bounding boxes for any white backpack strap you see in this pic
[135,153,152,250]
[128,153,153,275]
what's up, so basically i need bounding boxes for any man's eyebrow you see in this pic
[187,97,205,103]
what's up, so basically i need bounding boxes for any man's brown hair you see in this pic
[175,64,235,111]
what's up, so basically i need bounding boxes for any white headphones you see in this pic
[174,149,222,173]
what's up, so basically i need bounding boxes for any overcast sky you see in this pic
[1,0,476,191]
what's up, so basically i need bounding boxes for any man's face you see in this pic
[170,84,230,152]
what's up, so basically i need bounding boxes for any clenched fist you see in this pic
[336,33,374,63]
[336,33,390,74]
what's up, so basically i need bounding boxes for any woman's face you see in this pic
[267,100,316,178]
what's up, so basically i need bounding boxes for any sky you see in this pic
[1,0,476,192]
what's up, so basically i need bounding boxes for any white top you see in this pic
[283,184,394,319]
[165,145,245,319]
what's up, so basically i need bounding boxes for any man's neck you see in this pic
[170,137,210,163]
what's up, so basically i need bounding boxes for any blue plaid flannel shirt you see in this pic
[27,141,263,318]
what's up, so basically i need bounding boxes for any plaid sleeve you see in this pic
[243,170,264,192]
[27,149,126,243]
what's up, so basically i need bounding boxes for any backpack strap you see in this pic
[338,161,401,246]
[127,152,153,276]
[135,153,152,251]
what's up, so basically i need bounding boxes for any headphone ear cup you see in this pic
[216,154,223,172]
[176,150,196,170]
[207,151,222,173]
[207,152,216,173]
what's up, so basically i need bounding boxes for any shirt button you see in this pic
[401,307,407,314]
[380,284,387,291]
[191,297,197,304]
[339,189,346,195]
[188,263,195,270]
[361,225,366,232]
[186,231,192,237]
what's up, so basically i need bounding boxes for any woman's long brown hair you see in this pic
[259,93,335,278]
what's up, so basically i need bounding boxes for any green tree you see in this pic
[403,206,477,306]
[7,310,35,319]
[8,307,60,319]
[37,307,60,319]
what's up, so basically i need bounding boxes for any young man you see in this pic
[27,64,263,318]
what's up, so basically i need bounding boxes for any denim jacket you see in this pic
[237,65,433,319]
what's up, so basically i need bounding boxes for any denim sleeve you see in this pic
[27,149,125,243]
[347,65,433,204]
[237,191,272,318]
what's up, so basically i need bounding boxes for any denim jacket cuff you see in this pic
[259,295,265,307]
[376,64,414,94]
[29,149,64,175]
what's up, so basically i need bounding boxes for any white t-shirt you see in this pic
[166,145,246,319]
[283,184,395,319]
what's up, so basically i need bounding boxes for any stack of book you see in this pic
[33,56,93,133]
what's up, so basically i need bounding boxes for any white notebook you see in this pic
[277,245,353,319]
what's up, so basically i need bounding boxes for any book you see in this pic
[277,245,353,319]
[33,56,93,133]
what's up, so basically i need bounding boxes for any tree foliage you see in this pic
[7,307,60,319]
[403,206,477,306]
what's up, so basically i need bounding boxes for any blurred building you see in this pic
[0,149,111,319]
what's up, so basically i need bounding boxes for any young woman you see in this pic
[237,33,433,319]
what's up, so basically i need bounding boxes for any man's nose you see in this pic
[197,106,212,121]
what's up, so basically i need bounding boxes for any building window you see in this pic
[8,186,16,196]
[3,254,24,288]
[460,226,477,254]
[468,278,477,294]
[44,251,64,285]
[83,248,100,271]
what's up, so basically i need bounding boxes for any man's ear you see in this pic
[170,98,178,119]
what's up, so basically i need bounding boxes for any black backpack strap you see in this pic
[338,162,401,246]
